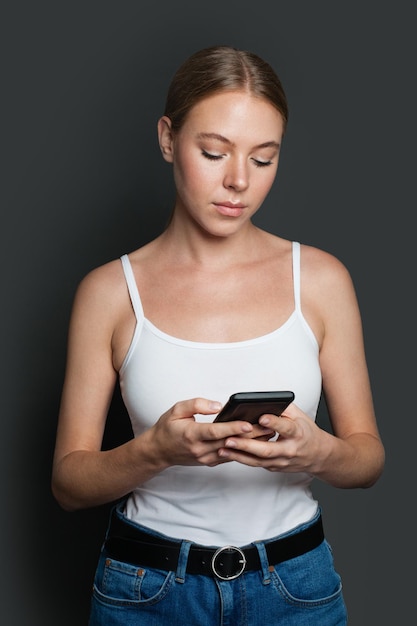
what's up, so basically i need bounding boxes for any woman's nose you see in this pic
[223,158,249,191]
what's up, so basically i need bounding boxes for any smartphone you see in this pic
[213,391,295,424]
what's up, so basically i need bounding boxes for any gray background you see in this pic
[1,1,414,624]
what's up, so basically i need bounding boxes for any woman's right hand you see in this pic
[52,396,273,512]
[145,397,274,469]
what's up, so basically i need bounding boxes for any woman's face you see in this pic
[159,90,284,238]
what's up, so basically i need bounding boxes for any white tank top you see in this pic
[119,241,321,545]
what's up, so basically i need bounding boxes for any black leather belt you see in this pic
[104,510,324,580]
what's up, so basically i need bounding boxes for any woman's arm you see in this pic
[310,249,385,487]
[51,263,257,511]
[217,247,385,488]
[51,263,158,511]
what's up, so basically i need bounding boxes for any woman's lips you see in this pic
[214,202,246,217]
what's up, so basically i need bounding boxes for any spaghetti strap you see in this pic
[292,241,301,311]
[120,254,145,322]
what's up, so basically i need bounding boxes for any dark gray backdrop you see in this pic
[1,1,414,624]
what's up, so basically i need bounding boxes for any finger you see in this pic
[245,424,276,440]
[202,419,254,442]
[169,398,254,441]
[218,437,271,462]
[258,413,295,436]
[182,398,256,437]
[170,397,223,418]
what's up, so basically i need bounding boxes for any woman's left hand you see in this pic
[217,402,327,474]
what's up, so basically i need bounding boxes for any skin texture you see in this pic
[51,90,384,512]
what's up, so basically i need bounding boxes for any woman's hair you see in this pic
[164,45,289,133]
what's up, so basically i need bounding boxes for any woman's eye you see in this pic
[202,150,223,161]
[201,150,273,167]
[253,158,273,168]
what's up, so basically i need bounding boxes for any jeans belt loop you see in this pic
[175,540,192,583]
[254,541,272,584]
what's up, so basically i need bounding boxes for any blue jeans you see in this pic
[89,506,347,625]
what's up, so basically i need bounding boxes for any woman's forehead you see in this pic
[182,91,284,142]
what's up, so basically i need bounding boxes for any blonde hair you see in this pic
[164,45,289,133]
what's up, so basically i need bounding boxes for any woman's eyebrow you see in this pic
[196,132,232,144]
[196,132,280,150]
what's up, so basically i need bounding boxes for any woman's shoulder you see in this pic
[71,255,137,323]
[299,242,352,283]
[77,239,154,287]
[299,242,357,317]
[77,257,125,294]
[259,232,351,281]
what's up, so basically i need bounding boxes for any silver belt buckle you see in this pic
[211,545,247,580]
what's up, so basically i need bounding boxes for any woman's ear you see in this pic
[157,116,174,163]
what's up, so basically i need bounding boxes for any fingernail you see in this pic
[209,401,223,411]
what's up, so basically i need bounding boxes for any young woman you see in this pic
[52,45,385,625]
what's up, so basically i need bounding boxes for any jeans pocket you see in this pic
[93,555,174,607]
[271,540,343,606]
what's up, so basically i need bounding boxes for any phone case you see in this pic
[213,391,294,423]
